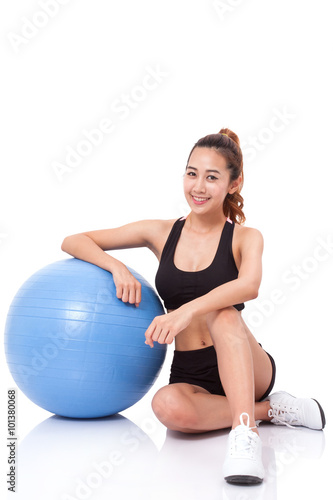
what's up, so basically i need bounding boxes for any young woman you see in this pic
[61,128,325,485]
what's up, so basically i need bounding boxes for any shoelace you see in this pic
[231,413,258,457]
[268,407,298,429]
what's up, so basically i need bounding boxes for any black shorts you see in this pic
[169,344,276,402]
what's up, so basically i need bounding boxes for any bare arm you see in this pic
[61,219,162,270]
[61,219,164,306]
[144,227,264,346]
[185,227,264,317]
[61,233,120,273]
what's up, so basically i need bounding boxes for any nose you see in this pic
[193,176,206,193]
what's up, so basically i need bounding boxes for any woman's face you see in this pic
[183,147,239,216]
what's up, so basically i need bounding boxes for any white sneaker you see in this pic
[267,391,326,430]
[223,413,264,485]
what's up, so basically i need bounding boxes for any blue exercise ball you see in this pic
[4,258,166,418]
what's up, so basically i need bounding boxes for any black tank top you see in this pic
[155,216,245,311]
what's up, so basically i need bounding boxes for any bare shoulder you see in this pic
[141,218,178,258]
[233,223,264,257]
[135,217,177,237]
[234,223,263,242]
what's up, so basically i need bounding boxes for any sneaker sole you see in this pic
[312,399,326,430]
[291,394,326,430]
[225,475,263,485]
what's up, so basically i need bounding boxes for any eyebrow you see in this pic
[186,166,221,175]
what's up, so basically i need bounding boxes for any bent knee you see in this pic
[151,386,169,418]
[206,307,248,345]
[151,385,199,430]
[151,385,186,420]
[206,306,241,330]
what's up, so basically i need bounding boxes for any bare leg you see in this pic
[206,307,272,432]
[152,308,273,434]
[239,314,274,400]
[152,382,271,434]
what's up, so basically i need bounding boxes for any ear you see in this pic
[228,174,243,195]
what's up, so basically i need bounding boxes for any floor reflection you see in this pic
[148,421,325,500]
[14,415,325,500]
[15,414,158,500]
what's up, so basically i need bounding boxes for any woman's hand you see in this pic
[111,261,142,307]
[144,306,193,348]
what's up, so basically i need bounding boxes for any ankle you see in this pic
[232,412,257,433]
[255,400,272,421]
[264,400,272,420]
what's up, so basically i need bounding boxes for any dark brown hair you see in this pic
[186,128,245,225]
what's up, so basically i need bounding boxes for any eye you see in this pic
[185,171,218,181]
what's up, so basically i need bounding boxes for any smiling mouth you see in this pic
[191,195,210,205]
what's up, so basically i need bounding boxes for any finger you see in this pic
[157,330,170,344]
[135,283,141,306]
[116,285,123,300]
[152,328,162,342]
[165,333,174,344]
[128,285,137,305]
[145,322,155,348]
[121,287,128,302]
[145,337,154,348]
[145,322,154,340]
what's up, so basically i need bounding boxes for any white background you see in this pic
[1,1,332,498]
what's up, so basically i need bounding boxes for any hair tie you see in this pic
[221,133,228,137]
